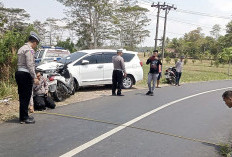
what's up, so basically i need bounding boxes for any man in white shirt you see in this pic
[175,56,184,86]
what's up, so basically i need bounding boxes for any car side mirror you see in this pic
[82,60,89,65]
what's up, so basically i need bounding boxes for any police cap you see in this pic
[29,31,40,43]
[117,49,124,53]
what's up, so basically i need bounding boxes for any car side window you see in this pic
[75,53,103,65]
[103,53,115,63]
[123,53,135,62]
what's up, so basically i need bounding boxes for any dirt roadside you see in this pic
[0,85,146,123]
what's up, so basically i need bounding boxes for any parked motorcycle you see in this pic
[44,63,75,102]
[164,67,176,85]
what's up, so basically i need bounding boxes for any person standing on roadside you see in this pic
[112,49,127,96]
[175,56,184,86]
[15,31,40,124]
[146,50,162,96]
[156,55,162,88]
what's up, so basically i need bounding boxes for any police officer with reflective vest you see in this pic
[15,31,40,124]
[112,49,127,96]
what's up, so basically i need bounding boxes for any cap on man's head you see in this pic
[29,31,40,43]
[153,50,158,53]
[117,49,123,53]
[180,56,185,59]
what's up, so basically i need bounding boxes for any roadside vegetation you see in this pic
[219,143,232,157]
[137,53,232,88]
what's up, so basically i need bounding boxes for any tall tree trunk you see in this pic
[228,60,231,76]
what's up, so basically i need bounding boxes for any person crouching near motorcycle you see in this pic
[33,71,56,111]
[146,50,162,96]
[175,56,184,86]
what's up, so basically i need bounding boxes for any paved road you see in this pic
[1,80,232,157]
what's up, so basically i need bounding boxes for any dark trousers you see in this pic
[176,72,182,85]
[33,95,56,111]
[112,70,123,95]
[15,71,33,121]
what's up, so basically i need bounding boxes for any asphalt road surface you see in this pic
[1,80,232,157]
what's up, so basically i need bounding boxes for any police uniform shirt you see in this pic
[17,43,36,78]
[112,55,126,72]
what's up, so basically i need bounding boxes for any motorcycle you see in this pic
[164,67,177,85]
[44,63,75,102]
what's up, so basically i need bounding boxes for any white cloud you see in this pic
[208,0,232,12]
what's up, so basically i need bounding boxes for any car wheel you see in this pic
[74,80,80,91]
[123,75,133,89]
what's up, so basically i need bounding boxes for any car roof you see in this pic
[76,49,137,54]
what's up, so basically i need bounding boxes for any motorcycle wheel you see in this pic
[53,81,64,102]
[170,77,176,85]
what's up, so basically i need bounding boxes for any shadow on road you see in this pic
[5,118,19,124]
[79,85,138,92]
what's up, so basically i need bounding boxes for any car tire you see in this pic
[74,80,80,91]
[122,75,133,89]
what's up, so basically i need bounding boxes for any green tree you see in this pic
[183,27,205,58]
[0,25,36,82]
[56,38,76,53]
[112,3,150,50]
[210,24,221,39]
[0,6,30,31]
[57,0,113,49]
[219,47,232,75]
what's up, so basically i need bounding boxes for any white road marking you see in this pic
[60,87,232,157]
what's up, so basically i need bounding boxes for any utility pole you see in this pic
[151,2,161,50]
[151,2,176,62]
[161,4,168,64]
[161,4,177,64]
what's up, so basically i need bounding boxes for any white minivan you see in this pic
[37,49,143,89]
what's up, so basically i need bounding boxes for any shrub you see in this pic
[214,60,220,68]
[165,56,171,64]
[192,59,196,64]
[174,58,178,64]
[184,58,188,65]
[210,60,213,67]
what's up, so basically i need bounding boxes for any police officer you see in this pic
[112,49,127,96]
[15,31,40,124]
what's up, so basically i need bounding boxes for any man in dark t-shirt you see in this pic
[146,50,162,96]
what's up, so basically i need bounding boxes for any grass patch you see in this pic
[0,81,18,100]
[219,143,232,157]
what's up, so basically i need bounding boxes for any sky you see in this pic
[1,0,232,47]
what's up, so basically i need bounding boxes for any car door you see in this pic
[79,53,104,85]
[102,52,115,84]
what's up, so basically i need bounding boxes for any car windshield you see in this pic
[58,52,87,64]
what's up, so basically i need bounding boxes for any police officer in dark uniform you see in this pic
[15,31,40,124]
[112,49,127,96]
